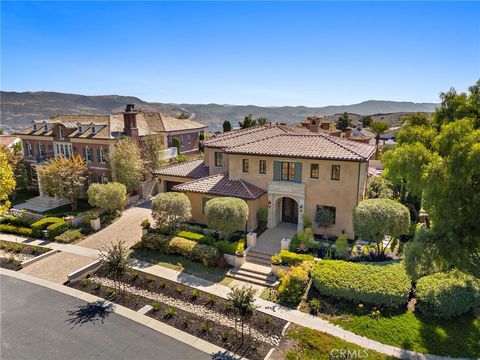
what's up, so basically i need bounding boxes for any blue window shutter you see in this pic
[273,161,281,180]
[294,162,302,183]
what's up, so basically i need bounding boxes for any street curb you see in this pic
[0,269,242,359]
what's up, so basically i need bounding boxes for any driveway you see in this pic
[78,200,154,250]
[1,274,210,360]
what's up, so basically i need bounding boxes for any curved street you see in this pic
[1,274,210,360]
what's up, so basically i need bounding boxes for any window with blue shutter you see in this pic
[273,161,282,180]
[294,162,302,183]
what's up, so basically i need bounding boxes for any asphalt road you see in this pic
[0,275,212,360]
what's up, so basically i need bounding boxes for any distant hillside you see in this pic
[0,91,438,131]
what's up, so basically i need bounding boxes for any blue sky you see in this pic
[1,1,479,106]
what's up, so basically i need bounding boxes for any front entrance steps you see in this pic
[13,196,69,212]
[246,249,273,266]
[226,262,278,287]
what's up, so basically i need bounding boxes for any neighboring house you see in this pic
[16,104,206,194]
[0,135,21,152]
[154,124,376,239]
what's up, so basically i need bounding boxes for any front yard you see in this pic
[0,240,50,271]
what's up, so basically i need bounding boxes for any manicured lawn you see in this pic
[130,248,233,286]
[334,310,480,358]
[274,324,394,360]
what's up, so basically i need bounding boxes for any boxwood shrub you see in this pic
[214,240,244,255]
[140,233,171,250]
[31,217,65,237]
[46,221,69,238]
[55,229,83,243]
[0,216,34,227]
[312,260,411,307]
[279,250,314,266]
[278,262,311,306]
[416,270,480,319]
[0,224,33,237]
[176,231,215,245]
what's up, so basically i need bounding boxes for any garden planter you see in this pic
[280,237,291,251]
[234,252,246,268]
[90,218,101,231]
[246,232,257,248]
[271,263,281,276]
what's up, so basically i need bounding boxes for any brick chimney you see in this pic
[123,104,139,143]
[345,127,353,138]
[320,121,331,131]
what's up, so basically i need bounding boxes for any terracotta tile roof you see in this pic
[0,136,19,147]
[224,132,375,161]
[152,159,209,179]
[172,172,266,200]
[202,124,310,149]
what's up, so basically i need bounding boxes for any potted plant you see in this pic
[271,254,282,276]
[234,246,246,268]
[141,219,151,235]
[90,212,101,231]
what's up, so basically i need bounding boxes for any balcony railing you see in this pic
[158,147,178,160]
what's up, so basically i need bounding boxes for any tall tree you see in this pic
[368,121,390,145]
[360,115,373,128]
[239,114,257,129]
[222,120,232,132]
[0,147,16,215]
[335,112,351,131]
[39,154,88,210]
[110,138,143,194]
[141,134,164,171]
[383,79,480,268]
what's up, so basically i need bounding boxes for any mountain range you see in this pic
[0,91,438,131]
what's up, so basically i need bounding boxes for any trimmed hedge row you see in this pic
[214,240,244,255]
[141,233,220,266]
[31,217,67,237]
[416,270,480,319]
[176,231,215,245]
[0,224,33,237]
[279,250,314,266]
[278,262,311,305]
[55,229,83,243]
[0,216,34,227]
[312,260,411,307]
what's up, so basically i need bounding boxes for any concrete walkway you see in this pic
[253,222,297,254]
[0,233,461,360]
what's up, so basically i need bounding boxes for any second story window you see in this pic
[281,161,296,181]
[38,144,45,158]
[242,159,249,173]
[259,160,266,174]
[84,146,92,162]
[59,127,64,139]
[331,165,341,181]
[187,134,191,144]
[214,152,223,167]
[26,142,33,156]
[310,164,319,179]
[98,147,107,163]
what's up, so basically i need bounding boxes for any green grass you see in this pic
[130,248,232,285]
[334,310,480,358]
[282,325,395,360]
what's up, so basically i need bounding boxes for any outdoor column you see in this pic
[297,198,304,232]
[36,168,45,197]
[267,193,275,228]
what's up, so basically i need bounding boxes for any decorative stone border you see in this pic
[21,249,58,268]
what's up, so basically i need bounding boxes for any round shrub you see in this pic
[416,270,479,319]
[205,197,248,240]
[87,182,127,213]
[312,260,411,307]
[152,192,192,233]
[278,263,310,305]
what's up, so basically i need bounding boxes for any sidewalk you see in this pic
[0,233,458,360]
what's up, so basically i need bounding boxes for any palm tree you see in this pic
[369,121,390,146]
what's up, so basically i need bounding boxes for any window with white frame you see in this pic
[27,142,33,156]
[59,127,64,139]
[38,143,45,158]
[187,134,191,144]
[84,146,92,162]
[99,147,107,163]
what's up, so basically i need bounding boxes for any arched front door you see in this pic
[282,197,298,224]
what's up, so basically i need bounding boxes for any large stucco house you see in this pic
[154,123,376,239]
[16,104,206,194]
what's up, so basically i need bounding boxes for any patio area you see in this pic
[252,222,297,255]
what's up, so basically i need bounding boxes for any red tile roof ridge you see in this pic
[315,132,371,159]
[239,179,255,199]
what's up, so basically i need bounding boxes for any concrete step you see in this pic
[239,262,272,275]
[248,250,273,259]
[226,271,278,287]
[246,256,271,267]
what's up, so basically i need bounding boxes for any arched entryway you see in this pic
[281,197,298,224]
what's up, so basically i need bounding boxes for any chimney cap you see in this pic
[125,104,136,112]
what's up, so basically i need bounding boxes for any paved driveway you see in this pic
[1,274,210,360]
[78,201,154,250]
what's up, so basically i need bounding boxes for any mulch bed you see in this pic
[0,257,22,271]
[94,266,287,337]
[68,278,272,360]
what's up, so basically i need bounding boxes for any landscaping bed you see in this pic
[69,268,286,360]
[0,240,50,271]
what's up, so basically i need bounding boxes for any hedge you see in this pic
[416,270,480,319]
[279,250,314,266]
[46,221,69,238]
[140,233,220,266]
[278,263,311,305]
[176,231,215,245]
[55,229,83,243]
[312,260,411,307]
[0,224,33,237]
[31,217,65,237]
[214,240,244,255]
[0,216,34,227]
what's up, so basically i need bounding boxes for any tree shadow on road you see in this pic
[65,300,115,328]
